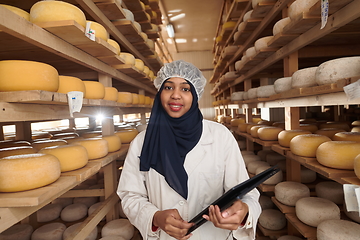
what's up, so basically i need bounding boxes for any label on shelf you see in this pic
[343,79,360,100]
[85,22,96,41]
[343,184,360,213]
[67,91,84,117]
[321,0,329,29]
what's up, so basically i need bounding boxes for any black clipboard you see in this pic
[186,165,280,234]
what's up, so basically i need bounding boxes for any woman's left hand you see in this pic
[202,200,249,230]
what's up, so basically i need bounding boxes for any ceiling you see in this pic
[159,0,223,53]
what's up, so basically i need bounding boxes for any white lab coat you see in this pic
[117,120,261,240]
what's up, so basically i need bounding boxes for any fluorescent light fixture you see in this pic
[192,38,198,42]
[168,9,182,13]
[170,13,185,21]
[166,24,175,38]
[175,38,187,43]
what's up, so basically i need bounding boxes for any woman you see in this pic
[117,60,261,240]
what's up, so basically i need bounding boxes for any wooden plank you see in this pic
[282,12,321,35]
[271,144,289,156]
[145,29,160,39]
[286,213,317,239]
[113,64,148,79]
[113,20,145,43]
[98,54,126,65]
[61,161,102,182]
[251,2,276,18]
[133,41,155,56]
[123,0,144,12]
[95,0,126,20]
[60,189,105,198]
[254,138,278,147]
[308,0,354,16]
[267,32,299,48]
[271,196,295,214]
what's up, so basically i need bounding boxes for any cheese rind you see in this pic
[317,219,360,240]
[103,87,118,101]
[83,81,105,99]
[31,222,66,240]
[117,92,133,104]
[73,138,108,160]
[291,67,318,88]
[274,77,292,93]
[275,181,310,206]
[278,129,312,147]
[101,135,122,152]
[57,75,86,94]
[86,21,109,41]
[115,129,139,144]
[101,219,135,239]
[257,126,283,141]
[273,17,291,35]
[290,134,331,157]
[0,4,30,21]
[259,209,286,230]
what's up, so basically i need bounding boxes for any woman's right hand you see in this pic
[153,209,194,240]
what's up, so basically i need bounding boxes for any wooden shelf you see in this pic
[285,214,317,240]
[271,197,295,214]
[95,0,126,20]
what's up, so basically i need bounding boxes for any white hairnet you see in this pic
[154,60,207,99]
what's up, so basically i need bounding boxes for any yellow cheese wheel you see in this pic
[32,139,67,151]
[57,75,86,94]
[316,141,360,169]
[230,118,246,127]
[146,39,155,50]
[290,134,331,157]
[354,154,360,179]
[351,127,360,132]
[278,129,312,147]
[40,144,88,172]
[120,53,135,65]
[145,96,152,105]
[0,4,30,21]
[115,129,138,144]
[238,123,249,132]
[102,135,122,152]
[103,87,118,101]
[132,93,139,104]
[118,92,133,104]
[250,125,267,138]
[30,1,86,28]
[107,39,121,55]
[143,66,150,76]
[295,124,318,133]
[138,94,145,105]
[148,71,155,80]
[0,146,37,158]
[352,120,360,126]
[86,21,109,41]
[140,32,148,41]
[332,132,360,142]
[73,138,108,160]
[246,123,257,134]
[257,126,283,141]
[0,60,59,92]
[83,81,105,99]
[319,122,351,131]
[0,140,31,149]
[0,153,61,192]
[134,59,145,71]
[315,128,346,139]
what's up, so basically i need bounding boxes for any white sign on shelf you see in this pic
[321,0,329,29]
[85,21,96,41]
[343,184,360,216]
[343,79,360,100]
[67,91,84,118]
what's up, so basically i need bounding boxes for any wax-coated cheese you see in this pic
[274,77,292,93]
[250,125,267,138]
[86,21,109,41]
[32,139,67,151]
[278,129,312,147]
[315,128,346,139]
[120,53,136,65]
[291,67,318,88]
[0,60,59,92]
[0,146,37,158]
[332,132,360,142]
[275,181,310,206]
[273,17,291,35]
[73,138,108,160]
[39,144,88,172]
[83,81,105,99]
[295,123,318,133]
[30,1,86,28]
[115,129,138,144]
[0,153,61,192]
[230,118,245,127]
[107,39,121,55]
[117,92,133,104]
[31,222,66,240]
[316,141,360,169]
[0,4,30,21]
[257,126,283,141]
[0,223,33,240]
[131,93,139,104]
[57,75,86,95]
[290,134,331,157]
[145,96,152,105]
[37,203,63,222]
[317,219,360,240]
[259,209,286,230]
[138,94,145,104]
[103,87,118,101]
[101,219,135,240]
[102,135,122,152]
[63,222,97,240]
[315,181,344,204]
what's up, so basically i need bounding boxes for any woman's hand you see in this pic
[153,209,194,240]
[202,200,249,230]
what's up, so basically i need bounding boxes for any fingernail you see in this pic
[222,211,229,218]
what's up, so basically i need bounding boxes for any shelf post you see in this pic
[15,122,31,141]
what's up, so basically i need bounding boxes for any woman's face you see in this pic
[160,77,193,118]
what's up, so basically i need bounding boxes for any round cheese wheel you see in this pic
[290,134,331,157]
[291,67,318,88]
[316,57,360,85]
[354,154,360,180]
[134,59,145,71]
[351,127,360,132]
[31,222,66,240]
[37,203,63,222]
[0,153,61,192]
[256,165,283,185]
[115,129,138,144]
[246,123,257,134]
[143,66,150,76]
[259,209,286,230]
[257,149,273,161]
[103,87,118,101]
[352,120,360,126]
[0,4,30,21]
[259,195,275,210]
[319,122,351,131]
[315,128,346,139]
[237,122,248,132]
[73,138,108,160]
[247,161,270,174]
[73,197,98,208]
[296,197,340,227]
[120,53,135,65]
[30,1,86,27]
[257,126,283,141]
[266,152,286,165]
[0,146,37,158]
[145,96,152,105]
[247,88,258,99]
[57,75,86,94]
[32,139,67,151]
[39,144,88,172]
[140,32,148,41]
[315,181,344,204]
[101,135,122,152]
[245,47,257,59]
[60,203,88,222]
[243,10,253,22]
[83,81,105,99]
[117,92,132,104]
[250,125,267,138]
[316,141,360,169]
[123,8,134,22]
[243,154,261,166]
[88,202,104,219]
[101,219,134,239]
[231,91,244,101]
[138,94,145,104]
[86,21,109,41]
[275,181,310,206]
[107,39,121,55]
[0,60,59,92]
[230,118,245,127]
[274,77,292,93]
[278,129,312,147]
[222,21,237,30]
[63,222,97,240]
[254,36,273,51]
[257,85,276,98]
[273,17,291,35]
[131,93,139,104]
[332,132,360,142]
[0,223,33,240]
[317,219,360,240]
[288,0,319,20]
[295,123,318,133]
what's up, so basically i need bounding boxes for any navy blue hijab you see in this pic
[139,80,203,199]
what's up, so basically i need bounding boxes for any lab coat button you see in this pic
[179,201,185,206]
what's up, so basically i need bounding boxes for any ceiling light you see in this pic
[168,9,182,13]
[166,24,175,38]
[170,13,185,22]
[192,38,198,43]
[175,38,187,43]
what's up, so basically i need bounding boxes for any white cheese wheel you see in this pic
[60,203,88,222]
[259,209,286,230]
[257,126,283,141]
[140,32,148,41]
[0,153,61,192]
[247,88,258,99]
[288,0,321,20]
[257,85,276,98]
[300,166,317,183]
[242,154,261,166]
[39,144,88,172]
[223,46,238,55]
[30,1,86,28]
[231,91,244,101]
[107,39,121,55]
[316,141,360,169]
[115,129,139,144]
[73,197,99,208]
[275,181,310,206]
[131,93,139,104]
[317,219,360,240]
[351,127,360,132]
[315,181,344,204]
[0,146,37,158]
[1,4,30,21]
[37,203,63,222]
[101,135,122,152]
[273,17,291,35]
[315,128,346,139]
[73,138,108,160]
[332,132,360,142]
[291,67,318,88]
[103,87,118,101]
[117,92,133,104]
[0,60,59,92]
[122,9,134,22]
[254,36,273,51]
[230,118,246,127]
[274,77,292,93]
[290,134,331,157]
[256,165,283,185]
[63,222,97,240]
[32,139,67,151]
[245,47,257,59]
[247,161,270,174]
[57,75,86,94]
[31,222,66,240]
[120,53,135,65]
[224,71,239,81]
[83,81,105,99]
[259,195,275,210]
[234,59,245,71]
[101,219,134,240]
[0,223,33,240]
[278,129,312,147]
[86,21,109,41]
[296,197,340,227]
[134,59,145,71]
[88,202,105,221]
[266,152,286,165]
[243,10,253,22]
